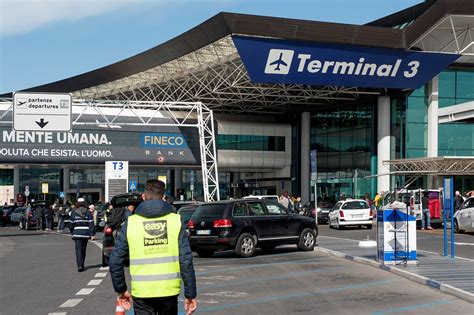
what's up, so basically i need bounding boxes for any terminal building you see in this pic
[1,0,473,204]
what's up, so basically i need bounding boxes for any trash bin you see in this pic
[377,201,417,265]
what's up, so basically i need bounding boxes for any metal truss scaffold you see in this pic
[384,157,474,176]
[74,36,379,114]
[0,99,220,202]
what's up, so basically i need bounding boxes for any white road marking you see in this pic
[100,266,109,271]
[198,275,236,281]
[454,242,474,246]
[88,279,103,286]
[95,272,107,278]
[60,299,83,308]
[48,313,67,315]
[76,288,95,295]
[201,291,249,298]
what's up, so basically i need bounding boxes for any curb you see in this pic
[315,246,474,304]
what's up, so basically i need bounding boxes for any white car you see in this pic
[328,199,373,230]
[454,197,474,233]
[10,207,26,224]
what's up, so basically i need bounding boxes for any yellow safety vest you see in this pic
[127,213,182,298]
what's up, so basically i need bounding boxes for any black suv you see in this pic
[188,199,318,258]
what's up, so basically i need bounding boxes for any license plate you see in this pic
[197,230,211,235]
[352,214,363,218]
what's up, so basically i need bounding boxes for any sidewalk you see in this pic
[315,235,474,303]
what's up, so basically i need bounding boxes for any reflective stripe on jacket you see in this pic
[127,213,182,298]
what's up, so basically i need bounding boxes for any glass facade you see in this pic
[438,69,474,157]
[310,104,374,202]
[0,169,13,185]
[19,168,61,200]
[217,134,285,151]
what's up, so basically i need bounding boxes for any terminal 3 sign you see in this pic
[0,127,200,165]
[233,36,459,89]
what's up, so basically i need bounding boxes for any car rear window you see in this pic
[342,201,368,209]
[193,204,226,218]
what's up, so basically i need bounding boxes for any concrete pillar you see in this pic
[62,167,70,204]
[300,112,311,204]
[13,167,20,197]
[427,76,439,188]
[427,75,439,158]
[377,96,391,194]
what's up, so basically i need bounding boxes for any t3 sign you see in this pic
[233,36,459,89]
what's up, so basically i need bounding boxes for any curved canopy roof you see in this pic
[3,0,473,114]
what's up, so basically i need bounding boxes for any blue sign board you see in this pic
[233,36,459,89]
[59,191,65,198]
[310,149,317,181]
[129,181,137,191]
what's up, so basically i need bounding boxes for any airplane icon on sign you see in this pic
[17,101,26,106]
[264,49,294,75]
[269,53,288,71]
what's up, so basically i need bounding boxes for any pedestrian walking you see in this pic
[57,206,65,232]
[46,205,54,231]
[36,204,44,230]
[109,179,197,315]
[70,198,95,272]
[454,191,464,213]
[89,204,98,235]
[420,192,433,230]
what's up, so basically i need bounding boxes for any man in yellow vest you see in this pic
[109,180,197,314]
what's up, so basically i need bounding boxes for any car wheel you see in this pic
[261,246,276,253]
[328,219,332,228]
[102,254,109,267]
[298,228,316,251]
[196,250,215,258]
[235,233,256,258]
[454,220,464,234]
[366,224,373,230]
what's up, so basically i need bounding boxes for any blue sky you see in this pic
[0,0,422,94]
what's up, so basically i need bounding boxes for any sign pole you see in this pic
[449,177,455,259]
[443,178,448,256]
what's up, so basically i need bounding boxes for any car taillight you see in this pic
[410,197,414,209]
[370,209,374,217]
[213,219,232,228]
[104,227,113,234]
[187,220,195,229]
[339,210,344,218]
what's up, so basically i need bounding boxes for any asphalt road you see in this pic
[318,223,474,259]
[1,226,473,315]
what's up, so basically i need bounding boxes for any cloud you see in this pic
[0,0,140,36]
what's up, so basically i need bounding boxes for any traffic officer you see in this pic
[109,180,197,315]
[69,198,95,272]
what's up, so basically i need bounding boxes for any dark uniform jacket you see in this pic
[69,207,95,240]
[109,199,197,298]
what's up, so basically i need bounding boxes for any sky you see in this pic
[0,0,423,94]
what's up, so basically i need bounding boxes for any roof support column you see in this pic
[427,75,439,158]
[300,111,311,204]
[427,75,440,189]
[13,167,20,201]
[377,96,391,194]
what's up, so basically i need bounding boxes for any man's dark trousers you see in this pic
[133,295,178,315]
[74,239,88,269]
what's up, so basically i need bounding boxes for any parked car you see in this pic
[10,207,26,224]
[173,201,204,212]
[328,199,373,230]
[19,207,37,230]
[2,205,18,225]
[178,204,201,227]
[102,193,143,266]
[243,195,279,202]
[454,197,474,233]
[302,201,333,223]
[188,199,317,258]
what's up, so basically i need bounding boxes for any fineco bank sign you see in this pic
[232,36,459,89]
